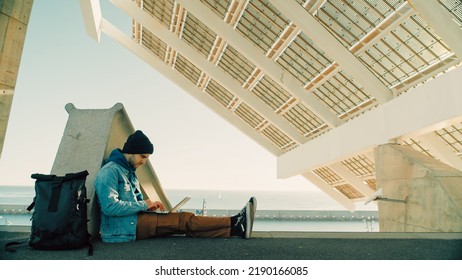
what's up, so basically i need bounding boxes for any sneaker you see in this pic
[233,202,251,239]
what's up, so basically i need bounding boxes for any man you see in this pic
[94,130,256,243]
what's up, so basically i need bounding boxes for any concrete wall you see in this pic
[0,0,33,157]
[375,144,462,232]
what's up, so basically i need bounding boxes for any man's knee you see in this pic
[177,212,198,231]
[178,212,195,226]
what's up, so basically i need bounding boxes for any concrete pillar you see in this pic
[0,0,34,157]
[375,144,462,232]
[51,103,172,236]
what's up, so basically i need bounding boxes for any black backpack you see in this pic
[6,170,92,255]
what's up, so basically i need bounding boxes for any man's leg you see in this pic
[136,198,256,240]
[136,212,231,240]
[183,214,231,238]
[136,212,160,240]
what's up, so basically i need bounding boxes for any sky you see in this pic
[0,1,376,211]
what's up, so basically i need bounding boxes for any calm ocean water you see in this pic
[0,186,379,231]
[0,186,35,205]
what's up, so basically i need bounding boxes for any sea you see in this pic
[0,186,379,232]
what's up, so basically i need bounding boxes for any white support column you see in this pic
[176,0,342,128]
[330,162,375,198]
[110,0,306,145]
[408,0,462,61]
[302,172,355,211]
[79,0,102,42]
[268,0,393,104]
[419,132,462,171]
[278,65,462,178]
[99,19,282,155]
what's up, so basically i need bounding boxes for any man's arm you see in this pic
[95,167,148,216]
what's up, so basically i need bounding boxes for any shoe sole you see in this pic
[249,196,257,234]
[249,197,257,215]
[245,202,251,239]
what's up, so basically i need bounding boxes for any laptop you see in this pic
[141,197,191,214]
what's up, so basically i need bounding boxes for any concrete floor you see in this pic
[1,231,461,260]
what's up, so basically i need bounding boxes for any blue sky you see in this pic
[0,1,376,210]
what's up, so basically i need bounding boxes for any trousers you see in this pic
[136,212,231,239]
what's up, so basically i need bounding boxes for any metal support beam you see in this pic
[268,0,393,104]
[278,65,462,178]
[330,162,375,198]
[302,172,355,211]
[349,2,414,55]
[419,132,462,171]
[408,0,462,61]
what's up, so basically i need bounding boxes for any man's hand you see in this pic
[145,199,165,212]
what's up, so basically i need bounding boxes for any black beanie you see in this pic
[121,130,154,154]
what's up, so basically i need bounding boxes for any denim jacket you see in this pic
[94,149,148,242]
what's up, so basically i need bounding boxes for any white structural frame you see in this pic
[278,66,462,178]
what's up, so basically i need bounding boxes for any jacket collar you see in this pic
[107,148,136,174]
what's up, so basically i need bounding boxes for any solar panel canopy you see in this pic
[80,0,462,210]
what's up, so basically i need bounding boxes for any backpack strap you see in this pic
[5,240,94,256]
[88,235,94,256]
[27,197,35,211]
[5,240,28,253]
[47,177,64,212]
